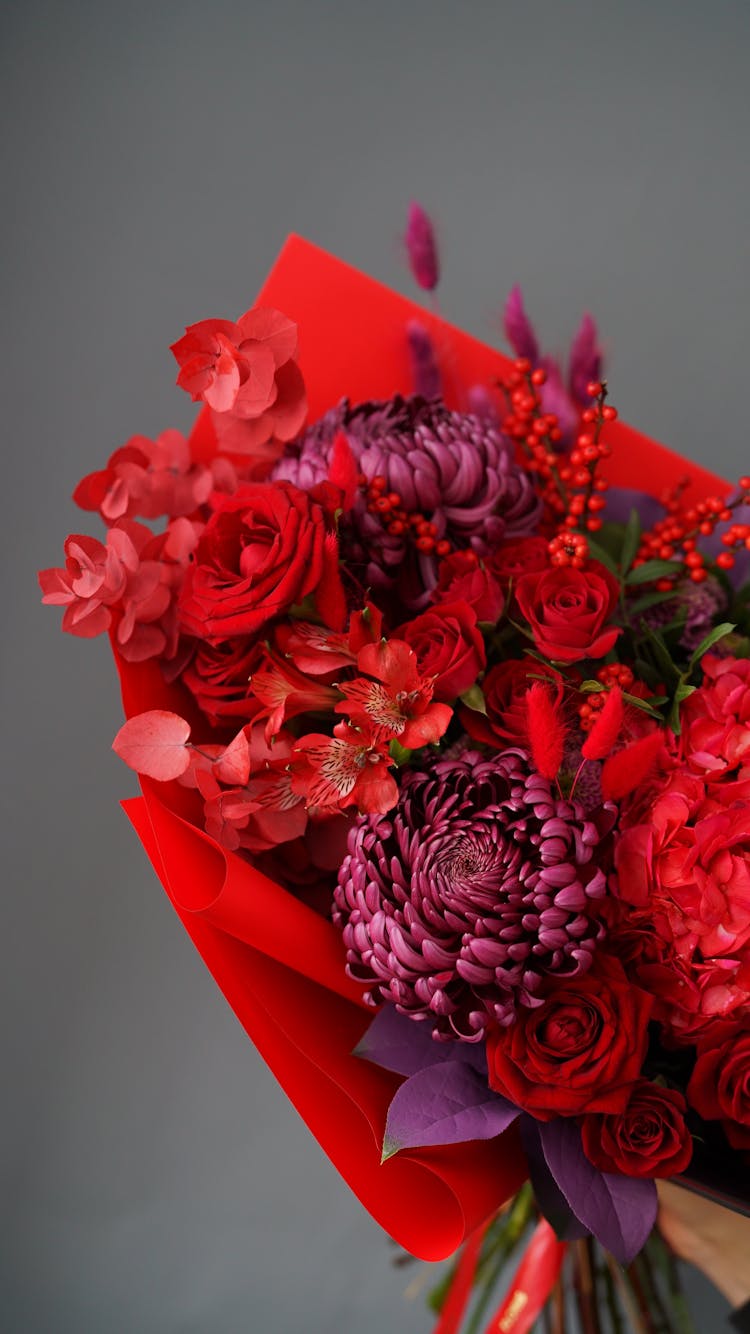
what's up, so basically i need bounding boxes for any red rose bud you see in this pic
[581,1080,693,1178]
[432,550,505,623]
[486,958,652,1119]
[514,561,621,664]
[405,201,439,291]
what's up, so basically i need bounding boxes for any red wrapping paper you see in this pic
[115,236,728,1260]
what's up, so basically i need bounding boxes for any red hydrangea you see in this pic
[614,677,750,1037]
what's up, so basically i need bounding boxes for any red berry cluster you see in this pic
[556,383,615,546]
[500,366,618,569]
[501,360,565,519]
[360,473,451,557]
[578,663,634,732]
[635,477,750,586]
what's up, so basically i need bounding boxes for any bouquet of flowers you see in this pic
[41,212,750,1333]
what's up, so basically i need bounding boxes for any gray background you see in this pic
[3,0,749,1329]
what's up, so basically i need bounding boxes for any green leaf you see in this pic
[389,740,413,766]
[688,622,736,673]
[585,539,620,578]
[640,625,682,686]
[621,691,667,719]
[580,679,605,693]
[620,508,642,574]
[625,560,684,586]
[629,589,677,616]
[459,684,487,715]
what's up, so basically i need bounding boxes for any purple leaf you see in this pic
[355,1005,486,1078]
[503,285,540,363]
[520,1117,589,1241]
[538,1118,657,1264]
[382,1060,519,1160]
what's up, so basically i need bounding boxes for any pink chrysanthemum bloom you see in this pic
[332,748,613,1040]
[275,396,541,608]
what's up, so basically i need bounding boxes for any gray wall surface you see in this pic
[3,0,749,1329]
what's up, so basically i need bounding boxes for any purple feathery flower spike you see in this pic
[406,319,442,399]
[503,284,540,364]
[568,312,603,406]
[405,201,439,291]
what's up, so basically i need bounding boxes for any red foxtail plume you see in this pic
[525,682,567,780]
[581,686,624,761]
[601,730,664,801]
[328,431,359,512]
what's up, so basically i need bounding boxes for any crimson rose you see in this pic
[486,959,652,1119]
[396,600,486,702]
[179,482,344,642]
[687,1022,750,1150]
[182,637,264,725]
[581,1080,693,1178]
[460,658,562,748]
[514,561,620,663]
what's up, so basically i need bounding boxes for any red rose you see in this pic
[486,960,652,1120]
[179,482,344,642]
[687,1022,750,1150]
[514,561,620,663]
[396,601,486,703]
[581,1080,693,1178]
[432,551,505,624]
[182,636,265,726]
[489,536,550,585]
[460,658,561,748]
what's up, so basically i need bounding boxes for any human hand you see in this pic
[657,1180,750,1310]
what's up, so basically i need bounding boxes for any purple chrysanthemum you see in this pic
[274,396,541,607]
[333,748,614,1041]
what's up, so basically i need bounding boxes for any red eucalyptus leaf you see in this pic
[112,710,192,780]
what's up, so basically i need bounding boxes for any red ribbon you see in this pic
[433,1216,494,1334]
[482,1219,567,1334]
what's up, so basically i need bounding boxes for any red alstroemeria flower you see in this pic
[250,647,340,739]
[336,639,452,749]
[291,721,398,815]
